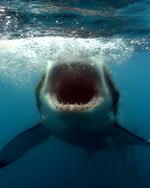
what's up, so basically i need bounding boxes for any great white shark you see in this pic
[0,59,149,168]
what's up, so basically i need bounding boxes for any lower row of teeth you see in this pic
[52,97,100,111]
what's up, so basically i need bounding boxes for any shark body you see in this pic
[0,59,149,168]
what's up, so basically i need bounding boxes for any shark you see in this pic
[0,58,149,168]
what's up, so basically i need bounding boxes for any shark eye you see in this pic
[48,63,102,111]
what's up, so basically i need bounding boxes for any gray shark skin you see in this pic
[0,59,149,169]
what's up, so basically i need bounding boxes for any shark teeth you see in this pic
[51,96,102,112]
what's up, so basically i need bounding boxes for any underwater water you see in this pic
[0,0,150,188]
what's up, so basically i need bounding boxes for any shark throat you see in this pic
[48,63,103,112]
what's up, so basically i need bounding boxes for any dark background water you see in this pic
[0,1,150,188]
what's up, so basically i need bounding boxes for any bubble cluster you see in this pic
[0,36,133,88]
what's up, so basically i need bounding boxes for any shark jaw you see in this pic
[46,62,105,112]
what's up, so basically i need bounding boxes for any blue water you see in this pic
[0,1,150,188]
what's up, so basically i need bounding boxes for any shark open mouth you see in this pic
[48,63,102,111]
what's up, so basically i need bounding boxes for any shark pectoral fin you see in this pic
[0,122,51,169]
[110,122,150,145]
